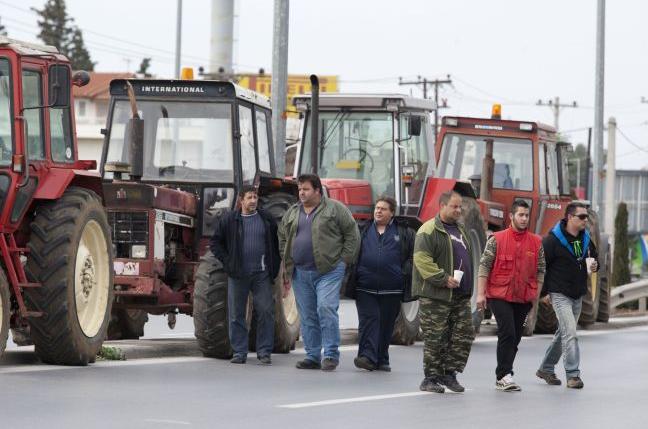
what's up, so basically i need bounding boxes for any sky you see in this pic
[2,0,648,170]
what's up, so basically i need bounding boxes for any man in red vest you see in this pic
[476,200,546,392]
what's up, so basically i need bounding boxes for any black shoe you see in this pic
[321,358,339,372]
[440,373,465,393]
[354,356,376,371]
[258,355,272,365]
[536,370,561,385]
[295,359,321,370]
[419,376,445,393]
[377,364,392,372]
[230,355,246,364]
[567,376,584,389]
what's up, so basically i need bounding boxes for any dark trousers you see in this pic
[489,298,532,380]
[356,291,402,366]
[228,272,274,358]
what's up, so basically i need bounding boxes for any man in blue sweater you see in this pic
[210,185,280,365]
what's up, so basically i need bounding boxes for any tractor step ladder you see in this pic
[0,234,44,318]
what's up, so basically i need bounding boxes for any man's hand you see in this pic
[541,294,551,305]
[476,293,487,311]
[446,276,460,289]
[591,260,599,273]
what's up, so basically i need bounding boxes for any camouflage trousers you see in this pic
[420,294,475,377]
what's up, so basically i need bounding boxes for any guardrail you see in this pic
[611,279,648,309]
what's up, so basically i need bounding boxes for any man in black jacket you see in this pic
[209,185,280,365]
[348,196,414,372]
[536,202,598,389]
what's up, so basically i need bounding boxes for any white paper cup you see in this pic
[453,270,464,283]
[585,257,595,274]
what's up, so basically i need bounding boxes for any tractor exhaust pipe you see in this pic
[309,74,319,175]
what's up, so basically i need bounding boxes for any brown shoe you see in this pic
[536,370,562,385]
[567,377,584,389]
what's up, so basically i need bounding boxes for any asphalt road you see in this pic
[1,320,646,428]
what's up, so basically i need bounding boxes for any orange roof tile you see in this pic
[73,72,136,100]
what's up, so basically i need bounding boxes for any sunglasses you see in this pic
[574,214,589,220]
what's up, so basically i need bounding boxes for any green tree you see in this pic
[612,202,631,287]
[137,58,152,77]
[67,28,94,71]
[33,0,94,70]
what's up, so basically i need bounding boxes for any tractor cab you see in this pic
[436,105,573,234]
[293,93,436,219]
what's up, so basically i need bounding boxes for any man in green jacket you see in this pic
[279,174,360,371]
[413,190,475,394]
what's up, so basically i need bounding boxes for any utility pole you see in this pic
[399,75,451,138]
[605,117,616,267]
[175,0,183,79]
[536,96,578,131]
[592,0,605,213]
[271,0,289,176]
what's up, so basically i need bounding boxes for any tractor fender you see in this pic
[33,168,103,201]
[419,177,476,220]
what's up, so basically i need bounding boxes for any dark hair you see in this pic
[565,202,588,219]
[375,195,397,213]
[439,190,461,206]
[238,185,257,199]
[511,199,530,214]
[297,173,322,193]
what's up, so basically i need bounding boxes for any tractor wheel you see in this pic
[522,297,540,336]
[579,209,603,326]
[596,240,611,323]
[391,300,420,345]
[25,187,114,365]
[461,197,487,334]
[107,309,149,340]
[0,271,9,355]
[193,251,232,359]
[534,299,558,334]
[259,192,300,353]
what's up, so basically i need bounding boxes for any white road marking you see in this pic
[278,389,470,409]
[143,418,191,425]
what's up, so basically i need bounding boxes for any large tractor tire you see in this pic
[534,299,558,334]
[25,187,114,365]
[522,297,540,337]
[391,300,420,345]
[0,271,9,355]
[579,210,604,326]
[10,325,33,346]
[107,309,149,340]
[596,235,611,323]
[259,192,300,353]
[193,251,232,359]
[461,197,487,334]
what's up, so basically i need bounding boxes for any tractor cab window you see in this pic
[238,105,256,184]
[256,109,272,174]
[301,111,395,201]
[0,59,12,165]
[439,134,533,191]
[399,114,430,212]
[105,100,233,182]
[538,143,547,194]
[49,65,74,162]
[546,144,560,196]
[21,70,45,160]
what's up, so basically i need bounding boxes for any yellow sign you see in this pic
[237,74,338,116]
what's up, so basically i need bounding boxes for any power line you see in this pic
[536,96,579,131]
[398,75,452,139]
[616,126,648,153]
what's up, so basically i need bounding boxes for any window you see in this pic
[255,109,272,173]
[0,59,12,165]
[22,70,45,160]
[399,114,430,208]
[105,100,234,182]
[538,143,547,194]
[546,144,560,196]
[439,134,533,191]
[239,105,256,183]
[50,107,74,162]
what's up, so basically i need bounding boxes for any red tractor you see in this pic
[293,77,608,337]
[0,37,114,364]
[100,75,300,357]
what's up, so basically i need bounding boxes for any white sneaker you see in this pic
[496,374,521,392]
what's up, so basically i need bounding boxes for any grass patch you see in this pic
[97,346,126,361]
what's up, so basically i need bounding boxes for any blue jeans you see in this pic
[228,272,274,358]
[292,262,345,363]
[539,293,583,378]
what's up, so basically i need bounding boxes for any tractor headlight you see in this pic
[131,245,147,259]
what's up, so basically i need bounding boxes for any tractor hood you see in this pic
[321,178,373,219]
[103,182,197,216]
